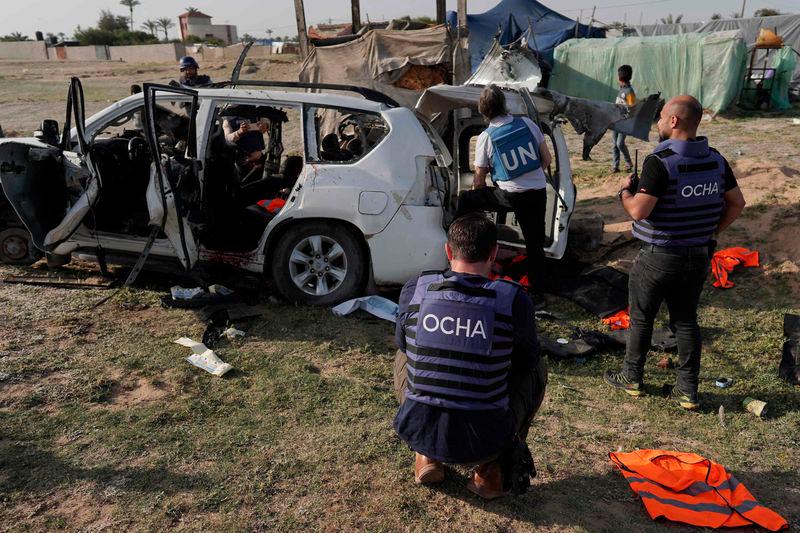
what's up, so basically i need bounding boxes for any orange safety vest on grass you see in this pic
[711,247,759,289]
[602,308,630,330]
[257,198,286,214]
[610,449,788,530]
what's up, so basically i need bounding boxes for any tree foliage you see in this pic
[75,9,158,45]
[754,8,782,17]
[659,14,683,24]
[1,32,30,42]
[120,0,141,32]
[157,17,175,41]
[710,13,723,20]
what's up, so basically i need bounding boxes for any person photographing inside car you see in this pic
[456,84,553,302]
[393,214,548,499]
[604,95,746,410]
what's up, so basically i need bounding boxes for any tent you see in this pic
[550,31,748,113]
[298,25,452,109]
[636,14,800,92]
[446,0,605,72]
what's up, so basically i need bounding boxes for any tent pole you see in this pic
[575,10,583,38]
[294,0,309,58]
[458,0,468,34]
[587,6,596,36]
[436,0,446,25]
[740,0,747,19]
[351,0,362,33]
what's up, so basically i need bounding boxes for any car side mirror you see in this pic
[33,119,60,146]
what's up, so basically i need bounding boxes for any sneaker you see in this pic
[673,388,700,410]
[603,370,644,397]
[414,453,444,484]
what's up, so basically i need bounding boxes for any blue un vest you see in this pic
[486,117,541,182]
[403,272,520,411]
[632,137,726,247]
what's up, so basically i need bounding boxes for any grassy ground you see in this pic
[1,60,799,530]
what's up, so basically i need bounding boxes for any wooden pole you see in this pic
[575,10,583,38]
[436,0,446,25]
[294,0,309,58]
[351,0,362,33]
[740,0,747,18]
[458,0,468,34]
[587,6,596,36]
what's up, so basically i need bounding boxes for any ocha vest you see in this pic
[486,117,541,181]
[632,137,726,247]
[403,271,520,410]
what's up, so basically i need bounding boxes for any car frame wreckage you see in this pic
[0,35,661,305]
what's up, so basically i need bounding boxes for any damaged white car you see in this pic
[0,74,584,305]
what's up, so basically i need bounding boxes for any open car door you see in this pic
[141,83,201,270]
[0,77,101,253]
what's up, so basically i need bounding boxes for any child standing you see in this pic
[612,64,636,173]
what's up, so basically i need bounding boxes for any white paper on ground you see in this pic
[208,284,234,296]
[170,286,204,300]
[174,337,233,376]
[331,295,398,323]
[223,327,246,339]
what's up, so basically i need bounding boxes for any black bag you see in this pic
[779,314,800,386]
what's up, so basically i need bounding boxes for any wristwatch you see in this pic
[617,187,628,200]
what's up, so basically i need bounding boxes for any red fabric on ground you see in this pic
[257,198,286,214]
[711,247,759,289]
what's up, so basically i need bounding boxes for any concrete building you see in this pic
[178,10,238,45]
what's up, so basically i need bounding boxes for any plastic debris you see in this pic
[223,327,246,340]
[331,295,398,323]
[718,405,726,427]
[743,397,767,417]
[791,118,800,125]
[174,337,233,376]
[556,338,569,345]
[208,284,234,296]
[170,286,204,300]
[715,377,734,388]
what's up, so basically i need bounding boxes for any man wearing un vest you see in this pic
[393,214,548,499]
[604,96,746,409]
[456,84,553,301]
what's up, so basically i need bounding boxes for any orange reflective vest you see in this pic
[602,308,630,330]
[610,450,788,530]
[257,198,286,214]
[711,247,759,289]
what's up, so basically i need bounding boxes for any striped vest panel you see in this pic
[632,137,726,247]
[403,272,520,411]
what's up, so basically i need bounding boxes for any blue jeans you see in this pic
[612,131,631,170]
[622,246,711,395]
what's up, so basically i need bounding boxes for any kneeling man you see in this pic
[393,214,548,499]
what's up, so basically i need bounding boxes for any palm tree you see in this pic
[659,14,683,24]
[141,19,159,37]
[157,17,175,41]
[8,32,29,41]
[185,6,201,14]
[120,0,141,32]
[710,13,722,20]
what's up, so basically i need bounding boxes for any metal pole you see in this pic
[575,10,583,38]
[436,0,446,25]
[587,6,596,36]
[458,0,468,33]
[294,0,309,58]
[351,0,362,33]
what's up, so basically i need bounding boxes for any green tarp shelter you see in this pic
[550,31,748,113]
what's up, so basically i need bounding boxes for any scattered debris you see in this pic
[715,377,734,388]
[656,357,674,370]
[718,405,726,427]
[743,397,768,418]
[170,286,204,300]
[223,327,246,340]
[556,338,569,345]
[0,372,10,381]
[554,265,629,318]
[3,275,114,289]
[602,308,630,331]
[174,337,233,377]
[208,284,234,296]
[331,295,398,323]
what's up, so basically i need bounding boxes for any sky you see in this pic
[1,0,797,39]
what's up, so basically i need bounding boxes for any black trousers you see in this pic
[456,187,547,293]
[622,246,711,394]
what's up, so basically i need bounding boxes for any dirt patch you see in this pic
[106,377,170,410]
[0,370,73,410]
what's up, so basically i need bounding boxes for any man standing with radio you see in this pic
[604,95,746,409]
[456,84,553,299]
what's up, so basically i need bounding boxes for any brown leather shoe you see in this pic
[466,461,510,500]
[414,453,444,484]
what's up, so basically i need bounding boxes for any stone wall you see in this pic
[0,41,48,60]
[108,43,186,63]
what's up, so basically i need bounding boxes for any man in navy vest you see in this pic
[456,84,553,300]
[393,214,548,499]
[604,95,746,409]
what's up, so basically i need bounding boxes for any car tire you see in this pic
[271,222,366,306]
[0,227,42,265]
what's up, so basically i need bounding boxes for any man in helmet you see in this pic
[178,56,211,87]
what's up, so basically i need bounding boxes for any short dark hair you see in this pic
[448,214,497,262]
[618,65,633,83]
[478,84,508,121]
[673,97,703,129]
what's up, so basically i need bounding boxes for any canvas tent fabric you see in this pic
[550,32,748,113]
[446,0,605,72]
[298,26,451,109]
[636,22,703,36]
[635,14,800,91]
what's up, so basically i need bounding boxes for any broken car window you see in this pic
[305,106,389,164]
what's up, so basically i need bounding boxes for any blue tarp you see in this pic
[447,0,605,72]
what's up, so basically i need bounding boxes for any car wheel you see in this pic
[272,222,366,306]
[0,227,42,265]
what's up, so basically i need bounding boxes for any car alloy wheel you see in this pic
[0,227,41,265]
[288,234,348,297]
